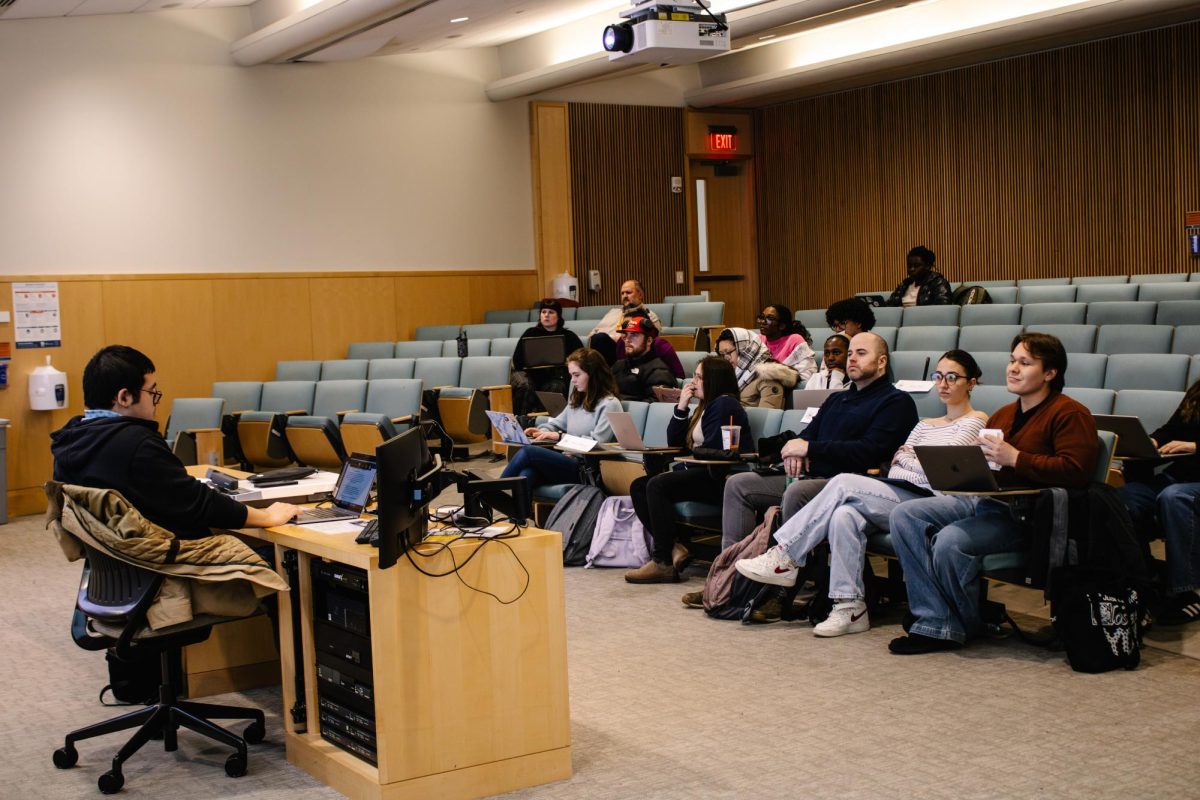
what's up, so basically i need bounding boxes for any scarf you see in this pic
[722,327,774,389]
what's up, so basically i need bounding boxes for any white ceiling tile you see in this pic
[71,0,145,15]
[2,0,86,19]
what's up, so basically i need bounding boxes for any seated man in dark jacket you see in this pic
[51,345,297,539]
[885,245,952,307]
[611,317,676,402]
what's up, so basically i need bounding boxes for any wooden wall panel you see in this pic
[755,21,1200,310]
[531,102,574,299]
[0,269,536,516]
[568,103,689,306]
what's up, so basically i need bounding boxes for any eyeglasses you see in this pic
[756,314,779,323]
[140,386,163,406]
[929,372,966,384]
[717,349,737,358]
[830,322,846,332]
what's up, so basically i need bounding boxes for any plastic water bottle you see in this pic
[456,330,468,358]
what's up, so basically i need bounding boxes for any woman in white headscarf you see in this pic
[715,327,800,409]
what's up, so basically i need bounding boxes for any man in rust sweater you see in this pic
[887,332,1098,654]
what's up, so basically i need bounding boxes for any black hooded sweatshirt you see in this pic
[50,415,247,539]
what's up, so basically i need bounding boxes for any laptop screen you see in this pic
[333,454,377,512]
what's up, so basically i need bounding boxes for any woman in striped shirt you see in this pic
[734,349,989,638]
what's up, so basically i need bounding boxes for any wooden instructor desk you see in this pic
[196,469,572,799]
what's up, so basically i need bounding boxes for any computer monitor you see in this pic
[375,427,442,570]
[457,471,531,526]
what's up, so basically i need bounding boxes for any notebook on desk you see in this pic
[291,453,377,524]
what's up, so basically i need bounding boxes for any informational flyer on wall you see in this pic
[13,281,62,348]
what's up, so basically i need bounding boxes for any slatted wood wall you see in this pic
[568,103,689,305]
[754,20,1200,310]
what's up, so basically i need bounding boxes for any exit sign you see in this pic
[707,124,737,153]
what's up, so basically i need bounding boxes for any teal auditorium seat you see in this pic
[1087,301,1157,326]
[973,352,1012,389]
[896,326,958,352]
[1172,326,1200,355]
[484,309,532,324]
[285,380,369,469]
[489,338,519,359]
[1157,300,1200,326]
[211,381,262,414]
[872,326,897,350]
[960,304,1021,326]
[366,358,415,379]
[321,359,369,380]
[464,323,511,340]
[971,280,1016,287]
[621,400,650,432]
[347,341,395,360]
[275,360,321,381]
[902,306,960,326]
[779,408,810,435]
[164,398,224,451]
[1076,283,1138,303]
[1063,353,1107,388]
[1191,356,1200,387]
[1017,277,1071,286]
[640,403,676,447]
[1114,389,1185,433]
[415,324,462,341]
[458,356,511,389]
[967,385,1011,417]
[1072,275,1129,284]
[1063,387,1116,415]
[441,338,490,357]
[1021,303,1086,325]
[394,341,443,358]
[340,378,424,455]
[1131,272,1189,283]
[744,407,783,444]
[664,293,709,303]
[872,307,903,327]
[1094,324,1172,356]
[413,357,462,389]
[890,352,929,381]
[673,302,725,327]
[1024,324,1096,353]
[1105,354,1190,392]
[676,351,707,378]
[237,381,317,469]
[796,309,830,332]
[575,305,611,320]
[957,324,1023,352]
[1018,285,1077,303]
[564,320,594,337]
[985,286,1019,304]
[646,303,674,327]
[909,387,944,418]
[1139,283,1200,302]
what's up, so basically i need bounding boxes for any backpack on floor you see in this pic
[585,496,651,568]
[952,284,992,305]
[544,484,607,566]
[1051,565,1141,673]
[703,506,781,620]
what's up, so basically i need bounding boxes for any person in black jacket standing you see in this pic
[625,356,753,584]
[510,299,584,414]
[51,345,297,538]
[885,245,952,307]
[611,316,676,402]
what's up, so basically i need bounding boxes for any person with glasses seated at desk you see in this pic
[501,348,622,495]
[716,327,800,409]
[755,304,816,378]
[734,350,988,637]
[510,299,584,415]
[825,297,877,337]
[50,345,299,539]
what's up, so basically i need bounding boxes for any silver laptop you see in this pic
[1094,415,1187,460]
[536,390,567,416]
[605,410,677,452]
[292,453,376,524]
[485,410,531,445]
[791,389,838,410]
[913,445,1033,493]
[522,335,566,368]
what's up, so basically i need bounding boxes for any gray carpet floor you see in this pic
[8,470,1200,799]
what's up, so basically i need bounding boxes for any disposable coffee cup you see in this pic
[721,425,741,452]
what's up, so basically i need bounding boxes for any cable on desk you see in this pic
[402,515,530,604]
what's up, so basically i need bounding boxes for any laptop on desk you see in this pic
[914,445,1035,494]
[605,410,677,452]
[536,390,567,417]
[1093,415,1190,460]
[486,410,532,446]
[522,336,566,369]
[790,389,838,411]
[291,453,377,524]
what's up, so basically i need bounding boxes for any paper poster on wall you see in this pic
[13,281,62,348]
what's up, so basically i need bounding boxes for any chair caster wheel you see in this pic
[52,746,78,769]
[225,753,247,778]
[243,721,265,745]
[98,770,124,794]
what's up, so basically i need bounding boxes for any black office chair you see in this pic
[52,543,266,794]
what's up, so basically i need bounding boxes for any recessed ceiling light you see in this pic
[758,34,775,40]
[450,17,468,23]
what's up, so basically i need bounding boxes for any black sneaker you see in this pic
[1156,591,1200,626]
[888,633,963,655]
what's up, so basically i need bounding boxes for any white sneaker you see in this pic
[734,546,799,587]
[813,600,870,637]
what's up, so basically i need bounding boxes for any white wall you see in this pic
[0,9,534,273]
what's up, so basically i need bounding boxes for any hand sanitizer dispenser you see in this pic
[30,356,67,411]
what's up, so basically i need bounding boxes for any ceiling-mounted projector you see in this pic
[602,1,730,64]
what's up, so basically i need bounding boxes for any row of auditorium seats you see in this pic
[880,351,1199,392]
[270,357,510,392]
[798,300,1200,331]
[963,273,1200,285]
[858,282,1200,306]
[831,323,1200,355]
[482,293,711,325]
[427,301,726,340]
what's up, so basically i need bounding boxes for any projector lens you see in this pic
[602,22,634,53]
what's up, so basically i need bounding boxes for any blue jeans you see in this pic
[501,445,580,492]
[773,474,926,601]
[889,495,1026,643]
[1119,477,1200,594]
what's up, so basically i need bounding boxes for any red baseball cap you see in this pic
[618,316,658,336]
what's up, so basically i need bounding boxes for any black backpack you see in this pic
[952,285,992,305]
[544,484,607,566]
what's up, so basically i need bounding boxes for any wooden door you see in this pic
[687,160,758,329]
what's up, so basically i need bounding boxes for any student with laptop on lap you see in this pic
[510,299,584,415]
[887,333,1098,654]
[625,356,752,584]
[1115,375,1200,625]
[51,345,299,538]
[500,348,622,494]
[734,350,988,636]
